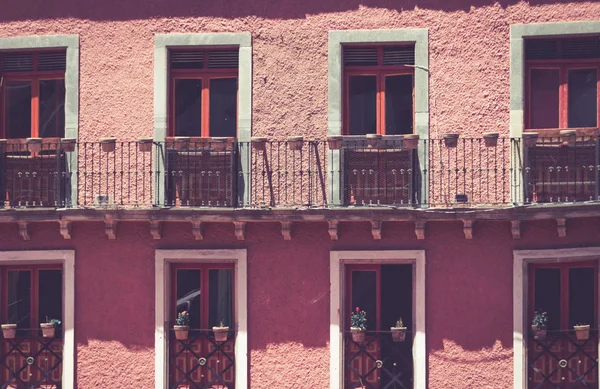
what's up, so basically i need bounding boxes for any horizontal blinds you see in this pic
[526,37,600,60]
[170,49,238,70]
[344,45,415,67]
[0,51,66,73]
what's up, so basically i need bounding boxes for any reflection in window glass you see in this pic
[534,268,561,331]
[7,270,31,329]
[175,79,202,136]
[530,69,560,129]
[351,271,376,331]
[209,269,233,328]
[38,270,62,328]
[39,79,66,138]
[568,68,597,128]
[349,76,377,135]
[176,269,201,328]
[6,81,31,139]
[209,78,237,137]
[385,75,413,135]
[569,267,595,328]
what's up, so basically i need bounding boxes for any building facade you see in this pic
[0,1,599,388]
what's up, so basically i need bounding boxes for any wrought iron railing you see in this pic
[169,329,235,389]
[0,329,63,388]
[0,135,599,209]
[528,329,598,389]
[344,330,413,389]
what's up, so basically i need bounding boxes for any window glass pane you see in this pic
[381,264,411,331]
[209,78,237,137]
[208,269,233,328]
[351,270,376,331]
[39,79,65,138]
[534,268,560,331]
[7,270,31,329]
[174,79,202,136]
[5,81,31,138]
[530,69,560,129]
[569,267,595,328]
[385,75,413,135]
[38,270,62,329]
[568,68,597,128]
[348,76,377,135]
[176,269,201,328]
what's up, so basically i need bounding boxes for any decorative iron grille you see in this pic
[345,331,413,389]
[0,329,63,388]
[169,329,235,389]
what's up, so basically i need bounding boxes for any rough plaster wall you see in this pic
[0,217,599,388]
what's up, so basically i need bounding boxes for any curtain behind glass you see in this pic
[209,269,233,328]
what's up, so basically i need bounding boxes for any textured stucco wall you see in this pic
[0,217,599,388]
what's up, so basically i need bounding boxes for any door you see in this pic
[344,264,413,389]
[169,264,235,389]
[528,262,598,388]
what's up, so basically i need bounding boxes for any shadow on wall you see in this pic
[0,0,570,22]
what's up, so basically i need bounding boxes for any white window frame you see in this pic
[513,247,600,389]
[329,250,426,389]
[0,250,75,388]
[154,249,247,389]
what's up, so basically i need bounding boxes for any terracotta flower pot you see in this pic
[1,324,16,339]
[574,324,590,340]
[211,137,229,152]
[0,139,7,153]
[251,137,268,151]
[137,137,153,152]
[391,327,407,342]
[403,134,420,150]
[26,138,43,153]
[99,138,117,153]
[350,327,365,344]
[366,133,382,148]
[532,325,547,340]
[61,138,77,152]
[327,136,343,150]
[287,136,304,151]
[174,325,189,340]
[483,132,499,147]
[560,129,577,146]
[213,326,229,342]
[174,137,190,151]
[40,323,56,338]
[522,132,539,148]
[443,133,459,148]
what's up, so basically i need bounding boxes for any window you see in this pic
[0,51,66,139]
[169,49,238,138]
[0,265,63,388]
[343,45,414,135]
[526,37,600,130]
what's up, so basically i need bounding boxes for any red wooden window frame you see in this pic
[0,51,66,140]
[168,48,238,138]
[0,264,62,326]
[170,263,235,330]
[346,265,381,330]
[528,261,598,330]
[343,45,415,136]
[525,60,600,132]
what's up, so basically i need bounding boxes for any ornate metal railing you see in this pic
[344,330,413,389]
[0,329,63,388]
[528,329,598,389]
[169,329,235,389]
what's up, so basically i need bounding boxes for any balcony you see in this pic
[0,134,598,210]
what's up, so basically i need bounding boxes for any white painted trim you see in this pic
[513,247,600,389]
[0,250,75,389]
[155,249,247,389]
[330,250,426,389]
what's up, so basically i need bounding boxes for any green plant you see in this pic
[395,317,404,328]
[217,320,227,328]
[575,322,589,326]
[45,317,61,327]
[532,311,548,329]
[351,307,367,331]
[176,311,190,326]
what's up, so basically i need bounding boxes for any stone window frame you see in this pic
[154,249,248,389]
[329,250,427,389]
[0,250,75,388]
[0,35,80,206]
[153,33,252,207]
[510,22,600,204]
[328,29,429,205]
[513,247,600,389]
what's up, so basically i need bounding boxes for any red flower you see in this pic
[355,307,360,312]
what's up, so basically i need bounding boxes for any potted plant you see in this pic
[61,138,77,152]
[137,137,153,152]
[366,133,382,148]
[574,323,591,340]
[287,136,304,151]
[174,311,190,340]
[99,137,117,153]
[26,137,43,153]
[560,129,577,146]
[403,134,420,150]
[483,132,499,147]
[327,135,343,150]
[251,137,268,151]
[40,317,61,338]
[532,310,548,340]
[213,320,229,343]
[1,324,16,339]
[350,307,367,344]
[522,132,539,148]
[174,136,190,151]
[443,133,460,148]
[391,317,407,342]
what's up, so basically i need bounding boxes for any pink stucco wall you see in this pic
[0,217,599,388]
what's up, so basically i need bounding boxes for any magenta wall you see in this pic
[0,218,598,388]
